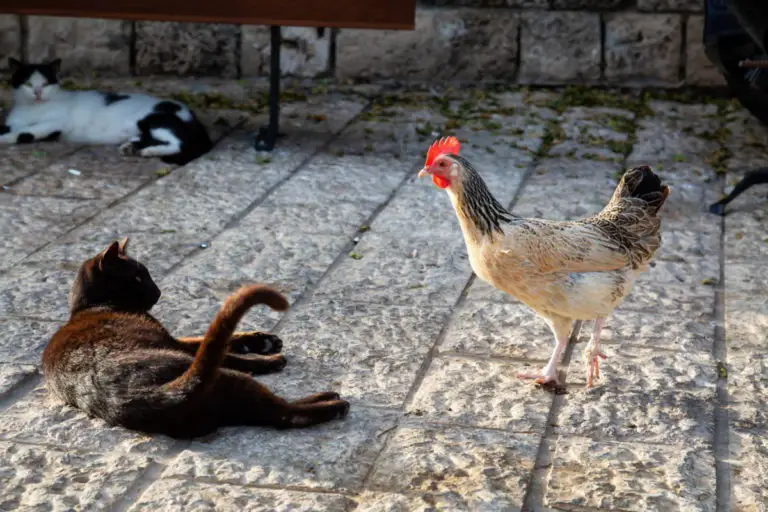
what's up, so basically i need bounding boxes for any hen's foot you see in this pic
[585,349,607,388]
[517,368,561,386]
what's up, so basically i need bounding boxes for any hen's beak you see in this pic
[418,167,429,178]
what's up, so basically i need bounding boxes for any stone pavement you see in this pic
[0,82,766,511]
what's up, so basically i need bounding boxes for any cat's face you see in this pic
[8,58,62,104]
[70,238,162,314]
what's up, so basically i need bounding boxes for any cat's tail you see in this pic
[167,284,289,395]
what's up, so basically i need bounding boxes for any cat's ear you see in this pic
[8,58,21,73]
[49,58,62,74]
[98,241,121,270]
[118,237,129,255]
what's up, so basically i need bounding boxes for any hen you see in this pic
[419,137,670,387]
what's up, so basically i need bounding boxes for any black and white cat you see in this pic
[0,58,212,165]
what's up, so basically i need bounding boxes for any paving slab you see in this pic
[130,479,349,512]
[0,84,762,511]
[262,301,451,407]
[367,425,538,510]
[0,383,178,458]
[0,318,59,364]
[407,356,552,432]
[0,363,37,397]
[545,436,716,511]
[163,407,398,492]
[729,429,768,512]
[0,441,152,512]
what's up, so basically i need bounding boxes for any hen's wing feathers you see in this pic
[494,167,667,274]
[497,219,633,274]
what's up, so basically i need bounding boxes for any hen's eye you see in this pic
[135,276,142,283]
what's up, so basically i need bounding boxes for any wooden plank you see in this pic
[0,0,416,30]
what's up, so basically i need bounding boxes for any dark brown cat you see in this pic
[42,238,349,438]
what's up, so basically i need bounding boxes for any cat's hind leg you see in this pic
[118,136,141,156]
[210,370,350,430]
[138,128,181,157]
[177,332,283,355]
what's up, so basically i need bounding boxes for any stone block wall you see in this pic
[0,0,725,87]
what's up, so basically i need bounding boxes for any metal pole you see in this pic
[254,25,281,151]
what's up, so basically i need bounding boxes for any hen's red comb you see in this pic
[425,136,461,167]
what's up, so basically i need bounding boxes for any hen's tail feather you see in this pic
[166,285,289,396]
[612,165,670,214]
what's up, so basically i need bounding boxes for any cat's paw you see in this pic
[119,141,139,156]
[232,332,283,355]
[17,133,34,144]
[259,354,287,373]
[336,400,351,420]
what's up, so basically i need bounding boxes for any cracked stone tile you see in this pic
[555,388,715,446]
[545,437,716,511]
[629,118,720,165]
[0,318,59,364]
[635,256,721,288]
[620,280,714,312]
[726,264,768,298]
[729,429,768,512]
[0,265,74,320]
[513,159,620,220]
[326,120,424,158]
[6,146,165,202]
[0,194,103,271]
[0,384,176,458]
[88,137,307,239]
[0,441,152,511]
[652,183,721,235]
[269,154,406,207]
[313,232,471,307]
[352,492,492,512]
[129,479,349,511]
[548,107,634,159]
[654,229,719,263]
[725,298,768,357]
[259,301,451,407]
[25,228,208,276]
[407,357,552,432]
[728,353,768,398]
[547,143,624,162]
[0,143,79,186]
[0,364,37,397]
[439,300,555,361]
[366,426,538,509]
[595,307,714,353]
[724,194,768,264]
[160,228,350,312]
[569,343,717,391]
[282,95,367,135]
[151,280,285,341]
[238,200,372,236]
[163,407,398,492]
[728,354,768,435]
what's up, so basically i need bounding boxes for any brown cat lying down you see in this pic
[42,238,349,438]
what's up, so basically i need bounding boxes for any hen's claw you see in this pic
[517,370,561,387]
[585,350,607,388]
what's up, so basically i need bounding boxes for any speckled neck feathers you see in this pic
[448,155,514,239]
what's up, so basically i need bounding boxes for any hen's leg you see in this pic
[518,316,572,386]
[584,317,608,388]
